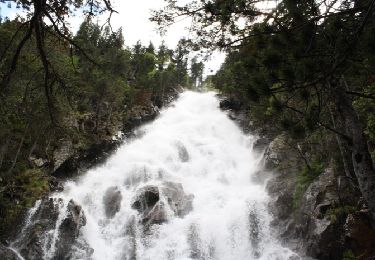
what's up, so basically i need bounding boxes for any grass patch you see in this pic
[325,205,357,224]
[342,250,356,260]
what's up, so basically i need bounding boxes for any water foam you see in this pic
[18,91,297,260]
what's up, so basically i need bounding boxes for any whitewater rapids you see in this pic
[18,91,297,260]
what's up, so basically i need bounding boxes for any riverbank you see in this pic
[0,87,183,244]
[218,94,375,260]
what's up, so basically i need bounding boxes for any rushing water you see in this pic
[13,91,297,260]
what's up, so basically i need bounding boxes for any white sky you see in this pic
[108,0,226,75]
[0,1,226,75]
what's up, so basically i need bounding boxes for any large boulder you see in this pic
[270,166,346,259]
[127,104,160,128]
[216,94,254,132]
[49,176,64,192]
[161,182,194,217]
[15,198,87,260]
[52,139,120,179]
[54,199,87,259]
[53,140,74,172]
[60,200,87,237]
[176,142,189,162]
[103,186,122,218]
[131,185,165,226]
[297,167,347,259]
[264,134,290,169]
[17,198,61,259]
[252,137,270,152]
[218,95,243,111]
[131,182,193,227]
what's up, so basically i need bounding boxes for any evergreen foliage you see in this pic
[153,0,375,216]
[0,12,196,238]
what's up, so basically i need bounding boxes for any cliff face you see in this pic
[265,135,375,260]
[218,95,375,260]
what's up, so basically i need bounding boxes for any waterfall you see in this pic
[12,91,298,260]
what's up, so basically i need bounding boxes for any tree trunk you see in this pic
[333,85,375,214]
[7,126,28,175]
[328,106,354,178]
[0,138,10,170]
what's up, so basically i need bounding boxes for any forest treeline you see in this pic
[0,11,204,237]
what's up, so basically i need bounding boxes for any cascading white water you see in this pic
[15,91,298,260]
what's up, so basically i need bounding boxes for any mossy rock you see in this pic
[0,168,50,241]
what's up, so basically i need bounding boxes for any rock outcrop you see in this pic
[52,88,183,181]
[103,186,122,218]
[53,140,74,172]
[52,139,120,180]
[344,210,375,259]
[265,134,375,260]
[17,198,60,259]
[131,182,194,227]
[14,198,88,260]
[217,94,253,133]
[54,200,87,259]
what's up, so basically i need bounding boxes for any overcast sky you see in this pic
[106,0,226,75]
[0,1,226,75]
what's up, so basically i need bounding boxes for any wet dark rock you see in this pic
[103,186,122,218]
[0,244,19,260]
[49,176,64,192]
[218,95,243,111]
[53,140,74,172]
[14,198,87,260]
[131,185,167,226]
[176,142,189,162]
[70,237,94,259]
[52,139,120,179]
[268,164,346,259]
[227,110,252,132]
[142,201,168,226]
[265,134,369,259]
[131,182,194,227]
[2,90,183,252]
[17,198,60,260]
[127,104,160,128]
[123,216,137,260]
[61,200,87,235]
[216,94,254,132]
[252,137,270,151]
[54,199,87,259]
[263,134,291,169]
[19,227,44,259]
[187,224,205,259]
[132,186,160,213]
[161,182,194,217]
[344,210,375,259]
[248,206,261,258]
[51,89,181,182]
